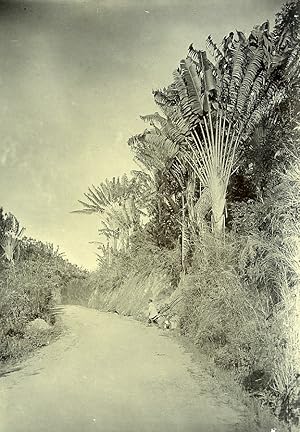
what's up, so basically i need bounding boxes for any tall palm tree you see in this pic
[129,116,204,271]
[153,6,299,232]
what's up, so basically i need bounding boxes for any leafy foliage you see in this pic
[75,174,146,262]
[0,211,88,362]
[76,2,300,428]
[0,209,25,263]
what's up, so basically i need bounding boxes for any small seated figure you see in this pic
[148,299,159,325]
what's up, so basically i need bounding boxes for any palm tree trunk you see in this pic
[210,172,226,233]
[187,109,241,234]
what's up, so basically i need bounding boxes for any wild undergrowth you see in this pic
[85,160,300,429]
[180,159,300,429]
[77,3,300,429]
[87,229,181,316]
[0,223,88,363]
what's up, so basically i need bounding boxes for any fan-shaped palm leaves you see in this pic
[129,125,182,220]
[74,175,132,215]
[153,11,298,232]
[75,174,145,262]
[128,127,180,175]
[77,1,299,271]
[129,112,205,270]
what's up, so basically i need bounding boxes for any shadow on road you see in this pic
[0,366,23,378]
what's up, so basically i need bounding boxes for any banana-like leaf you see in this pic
[0,213,25,262]
[130,6,298,236]
[206,36,225,62]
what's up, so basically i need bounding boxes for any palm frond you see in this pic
[206,35,225,62]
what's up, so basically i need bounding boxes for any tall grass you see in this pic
[87,231,181,316]
[265,162,300,429]
[179,158,300,429]
[0,236,88,363]
[180,231,269,373]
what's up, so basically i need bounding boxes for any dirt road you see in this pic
[0,305,244,432]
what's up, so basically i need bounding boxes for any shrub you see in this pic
[179,155,300,429]
[0,261,55,361]
[87,230,182,315]
[0,234,89,362]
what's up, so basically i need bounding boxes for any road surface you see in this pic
[0,305,244,432]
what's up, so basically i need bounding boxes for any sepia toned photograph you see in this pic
[0,0,299,431]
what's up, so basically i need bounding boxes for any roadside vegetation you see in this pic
[1,1,298,430]
[0,209,88,363]
[75,2,300,430]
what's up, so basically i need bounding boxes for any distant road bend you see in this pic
[0,305,243,432]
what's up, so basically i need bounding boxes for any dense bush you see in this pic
[75,2,299,429]
[0,260,56,361]
[0,229,89,362]
[87,229,182,314]
[180,232,267,372]
[180,158,300,428]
